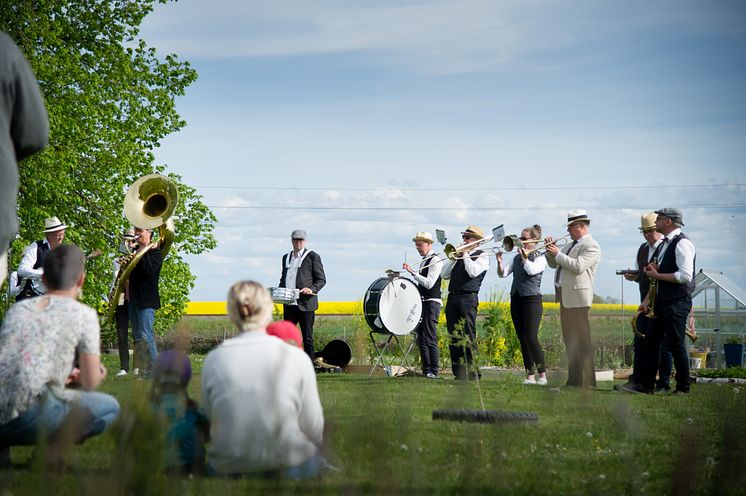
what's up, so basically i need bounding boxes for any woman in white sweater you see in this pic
[201,280,325,478]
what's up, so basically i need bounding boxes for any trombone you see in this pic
[416,234,518,271]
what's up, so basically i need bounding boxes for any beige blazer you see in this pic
[546,234,601,308]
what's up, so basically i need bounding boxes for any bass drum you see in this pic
[364,277,422,335]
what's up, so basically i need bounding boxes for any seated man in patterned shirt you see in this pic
[0,245,120,468]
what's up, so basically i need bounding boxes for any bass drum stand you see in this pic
[363,275,422,377]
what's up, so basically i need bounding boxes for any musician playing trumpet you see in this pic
[441,226,489,381]
[615,213,666,393]
[496,225,548,385]
[545,210,601,389]
[403,231,443,379]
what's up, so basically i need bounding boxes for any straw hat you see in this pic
[43,216,67,233]
[412,231,434,243]
[460,225,485,239]
[639,212,657,232]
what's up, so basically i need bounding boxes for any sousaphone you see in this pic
[107,174,178,321]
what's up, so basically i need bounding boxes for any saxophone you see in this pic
[107,174,178,321]
[637,256,698,342]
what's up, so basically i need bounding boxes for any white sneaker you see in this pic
[523,378,537,385]
[536,377,548,385]
[132,368,140,376]
[115,369,128,377]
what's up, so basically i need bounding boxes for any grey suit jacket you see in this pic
[546,234,601,308]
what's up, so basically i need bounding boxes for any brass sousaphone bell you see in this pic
[108,174,178,321]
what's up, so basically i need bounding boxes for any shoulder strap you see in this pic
[284,249,312,269]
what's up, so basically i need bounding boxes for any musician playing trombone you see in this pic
[441,226,489,381]
[403,231,443,379]
[545,210,601,389]
[496,224,548,385]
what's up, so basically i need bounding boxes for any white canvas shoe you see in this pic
[536,377,548,385]
[132,368,140,376]
[523,378,537,385]
[115,369,128,377]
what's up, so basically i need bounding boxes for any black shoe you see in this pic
[618,383,654,395]
[672,389,690,395]
[655,386,671,393]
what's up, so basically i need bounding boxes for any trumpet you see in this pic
[518,234,571,260]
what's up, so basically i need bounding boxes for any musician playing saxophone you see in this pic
[625,208,695,395]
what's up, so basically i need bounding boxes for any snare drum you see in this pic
[269,287,299,304]
[364,277,422,335]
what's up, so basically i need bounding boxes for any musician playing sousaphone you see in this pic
[403,231,443,379]
[441,225,489,381]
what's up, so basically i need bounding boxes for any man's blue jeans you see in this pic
[129,304,158,372]
[0,388,120,446]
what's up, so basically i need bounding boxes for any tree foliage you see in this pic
[0,0,216,335]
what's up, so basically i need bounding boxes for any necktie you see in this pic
[654,237,668,262]
[554,240,579,285]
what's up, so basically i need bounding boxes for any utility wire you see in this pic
[196,183,745,192]
[207,204,746,211]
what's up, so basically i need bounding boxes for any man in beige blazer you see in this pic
[545,210,601,388]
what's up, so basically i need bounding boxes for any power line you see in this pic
[196,183,746,192]
[206,204,746,211]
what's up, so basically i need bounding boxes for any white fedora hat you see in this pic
[43,216,68,233]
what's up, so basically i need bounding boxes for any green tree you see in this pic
[1,1,216,335]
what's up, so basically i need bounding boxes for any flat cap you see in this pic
[654,208,684,226]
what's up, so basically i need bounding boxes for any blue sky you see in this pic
[139,0,746,303]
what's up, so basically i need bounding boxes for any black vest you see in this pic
[656,233,695,303]
[448,250,486,293]
[417,254,442,300]
[635,242,650,302]
[510,253,543,297]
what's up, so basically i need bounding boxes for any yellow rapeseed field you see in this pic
[185,301,637,315]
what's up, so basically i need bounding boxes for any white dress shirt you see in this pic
[411,251,443,303]
[656,228,696,284]
[284,248,308,305]
[633,238,663,270]
[17,239,50,295]
[441,250,489,280]
[498,253,547,278]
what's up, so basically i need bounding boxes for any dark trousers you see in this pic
[416,300,441,375]
[510,293,545,374]
[629,332,644,384]
[115,301,130,371]
[657,340,673,389]
[630,317,671,387]
[283,305,316,360]
[445,293,478,379]
[640,298,691,392]
[558,289,596,387]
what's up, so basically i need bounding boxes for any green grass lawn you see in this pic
[1,353,744,495]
